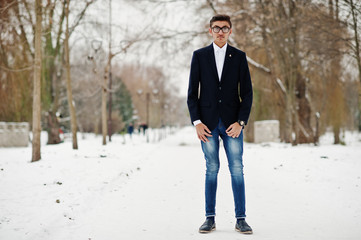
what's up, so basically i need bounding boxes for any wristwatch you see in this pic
[238,120,245,128]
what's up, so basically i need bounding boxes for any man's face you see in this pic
[209,21,232,48]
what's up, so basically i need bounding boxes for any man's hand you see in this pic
[195,123,212,142]
[226,122,243,138]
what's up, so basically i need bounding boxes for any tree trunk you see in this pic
[46,110,61,144]
[296,73,314,143]
[314,112,320,145]
[284,94,293,143]
[327,0,345,143]
[65,0,78,149]
[108,0,113,142]
[102,66,108,145]
[333,125,341,144]
[46,111,61,144]
[348,0,361,131]
[42,1,65,145]
[289,1,314,144]
[108,70,113,141]
[32,0,42,162]
[349,0,361,85]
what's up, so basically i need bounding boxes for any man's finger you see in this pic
[226,126,232,132]
[198,133,208,142]
[204,128,212,136]
[201,136,208,142]
[205,126,212,133]
[203,131,212,137]
[198,130,211,137]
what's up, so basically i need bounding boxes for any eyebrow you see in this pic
[212,25,230,28]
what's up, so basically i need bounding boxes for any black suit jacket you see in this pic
[187,43,253,131]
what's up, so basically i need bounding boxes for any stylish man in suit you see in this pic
[187,14,253,234]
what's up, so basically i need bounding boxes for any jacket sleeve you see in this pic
[238,53,253,125]
[187,51,201,124]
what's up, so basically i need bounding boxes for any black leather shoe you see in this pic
[199,218,216,233]
[235,218,253,234]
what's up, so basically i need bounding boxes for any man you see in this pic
[187,14,253,234]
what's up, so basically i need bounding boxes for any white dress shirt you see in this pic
[213,42,227,81]
[193,42,228,126]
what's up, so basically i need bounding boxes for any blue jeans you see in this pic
[201,119,246,219]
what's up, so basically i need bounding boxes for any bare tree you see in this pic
[0,0,94,144]
[340,0,361,131]
[64,0,78,149]
[0,1,33,122]
[342,0,361,84]
[119,63,181,128]
[202,0,358,144]
[326,0,346,143]
[32,0,42,162]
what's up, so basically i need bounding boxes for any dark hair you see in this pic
[210,14,232,28]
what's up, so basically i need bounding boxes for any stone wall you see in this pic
[0,122,29,147]
[254,120,280,143]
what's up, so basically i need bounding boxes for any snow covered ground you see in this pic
[1,127,361,240]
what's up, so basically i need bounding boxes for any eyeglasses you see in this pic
[212,26,230,33]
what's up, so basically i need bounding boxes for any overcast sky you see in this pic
[74,0,213,96]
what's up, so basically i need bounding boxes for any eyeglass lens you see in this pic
[212,26,230,33]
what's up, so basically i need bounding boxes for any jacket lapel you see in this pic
[220,45,233,82]
[207,44,219,82]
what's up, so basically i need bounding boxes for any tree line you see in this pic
[0,0,186,161]
[201,0,360,144]
[0,0,360,162]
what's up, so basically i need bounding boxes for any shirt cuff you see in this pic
[193,120,202,126]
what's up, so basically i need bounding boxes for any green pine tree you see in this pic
[112,77,133,125]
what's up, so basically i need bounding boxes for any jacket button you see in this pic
[219,87,221,90]
[219,100,222,103]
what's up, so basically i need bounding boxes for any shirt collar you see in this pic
[213,42,227,53]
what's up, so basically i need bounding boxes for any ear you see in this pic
[229,28,232,35]
[209,28,213,35]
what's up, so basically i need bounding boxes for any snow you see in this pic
[1,127,361,240]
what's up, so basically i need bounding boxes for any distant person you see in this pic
[127,123,134,138]
[139,123,148,136]
[187,14,253,234]
[142,123,148,135]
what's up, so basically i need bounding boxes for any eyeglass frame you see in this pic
[211,25,231,33]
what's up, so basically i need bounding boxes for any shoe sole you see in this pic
[235,228,253,234]
[199,227,216,233]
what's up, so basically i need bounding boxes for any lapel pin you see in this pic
[229,54,232,57]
